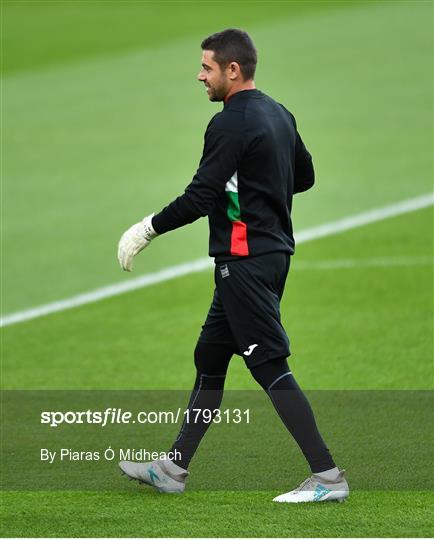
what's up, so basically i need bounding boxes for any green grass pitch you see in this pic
[1,0,433,537]
[2,209,433,537]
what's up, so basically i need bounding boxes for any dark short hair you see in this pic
[201,28,257,81]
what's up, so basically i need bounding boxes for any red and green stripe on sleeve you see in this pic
[225,172,249,256]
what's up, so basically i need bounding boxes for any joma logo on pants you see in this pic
[244,344,258,356]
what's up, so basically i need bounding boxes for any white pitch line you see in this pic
[0,258,214,328]
[1,192,432,328]
[294,193,433,243]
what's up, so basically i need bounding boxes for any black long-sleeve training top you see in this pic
[152,89,314,262]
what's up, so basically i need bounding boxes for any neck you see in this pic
[224,80,256,103]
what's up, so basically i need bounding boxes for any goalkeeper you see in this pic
[117,28,349,503]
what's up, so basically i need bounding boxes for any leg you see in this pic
[118,341,234,493]
[170,340,234,469]
[213,253,348,501]
[250,357,335,473]
[251,358,349,503]
[215,252,291,368]
[118,289,237,493]
[169,286,237,469]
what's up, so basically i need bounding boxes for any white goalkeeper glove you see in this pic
[117,213,158,272]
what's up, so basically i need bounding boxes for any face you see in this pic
[197,50,231,102]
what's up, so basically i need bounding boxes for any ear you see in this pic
[228,61,241,80]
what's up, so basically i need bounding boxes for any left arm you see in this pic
[117,122,244,271]
[152,125,244,234]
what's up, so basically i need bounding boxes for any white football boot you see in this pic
[119,459,188,493]
[273,469,349,503]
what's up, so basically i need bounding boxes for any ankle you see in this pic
[315,466,340,482]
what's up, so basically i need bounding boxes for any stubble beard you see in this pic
[208,79,228,102]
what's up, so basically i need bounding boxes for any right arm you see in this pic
[290,112,315,194]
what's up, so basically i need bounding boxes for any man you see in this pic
[117,29,349,503]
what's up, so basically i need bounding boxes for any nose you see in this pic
[197,71,206,82]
